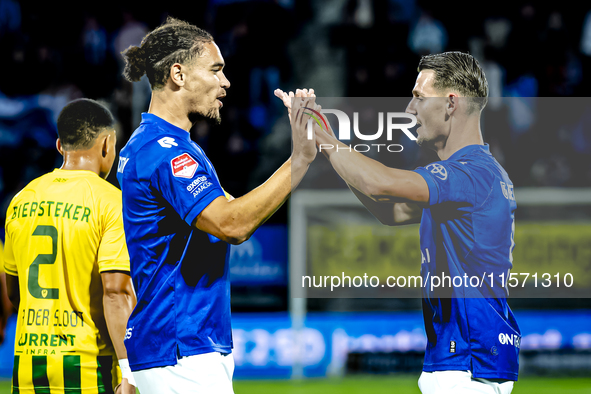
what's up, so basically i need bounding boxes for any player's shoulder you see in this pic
[449,145,505,177]
[129,126,200,163]
[80,176,123,209]
[7,171,54,208]
[466,148,509,179]
[143,138,209,180]
[87,175,122,194]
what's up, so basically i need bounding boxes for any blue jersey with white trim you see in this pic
[116,113,230,372]
[413,144,520,381]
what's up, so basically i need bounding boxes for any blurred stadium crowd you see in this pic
[1,0,591,229]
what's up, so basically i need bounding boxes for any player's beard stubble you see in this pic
[189,106,222,126]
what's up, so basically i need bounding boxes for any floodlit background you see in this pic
[1,0,591,392]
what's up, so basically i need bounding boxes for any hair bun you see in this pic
[122,45,147,82]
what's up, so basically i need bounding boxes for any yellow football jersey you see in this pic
[4,169,130,394]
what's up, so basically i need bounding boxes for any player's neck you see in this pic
[60,151,101,176]
[436,117,484,161]
[148,91,192,132]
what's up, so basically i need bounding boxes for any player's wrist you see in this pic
[290,154,312,169]
[118,358,136,387]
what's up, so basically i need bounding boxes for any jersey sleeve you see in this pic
[97,189,131,273]
[414,161,475,206]
[152,150,225,226]
[3,221,17,277]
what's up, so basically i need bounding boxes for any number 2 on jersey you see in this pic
[28,225,59,299]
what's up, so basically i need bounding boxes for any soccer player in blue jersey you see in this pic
[282,52,519,393]
[116,17,317,394]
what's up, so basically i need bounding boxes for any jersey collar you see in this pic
[447,143,490,161]
[53,168,98,177]
[140,113,191,140]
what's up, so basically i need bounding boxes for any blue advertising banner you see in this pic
[229,225,288,286]
[231,310,591,378]
[1,310,590,379]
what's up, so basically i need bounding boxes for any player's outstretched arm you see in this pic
[348,185,422,225]
[313,120,429,203]
[194,90,317,245]
[102,271,137,394]
[274,89,424,225]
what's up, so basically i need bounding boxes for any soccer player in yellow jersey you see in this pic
[4,99,137,394]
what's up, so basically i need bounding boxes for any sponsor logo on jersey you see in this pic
[426,163,448,180]
[498,332,520,348]
[186,175,213,197]
[118,156,129,173]
[171,153,199,178]
[158,137,178,148]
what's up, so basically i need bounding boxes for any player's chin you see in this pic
[191,108,222,125]
[208,109,222,125]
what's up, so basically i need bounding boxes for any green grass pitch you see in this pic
[0,376,589,393]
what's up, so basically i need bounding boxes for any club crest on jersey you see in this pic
[171,153,199,178]
[42,289,48,298]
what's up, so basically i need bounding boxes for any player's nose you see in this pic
[220,71,230,89]
[405,98,417,115]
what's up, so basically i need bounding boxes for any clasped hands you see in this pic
[274,88,337,164]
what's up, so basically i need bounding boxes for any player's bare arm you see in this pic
[0,274,10,344]
[5,273,19,310]
[347,185,422,225]
[195,90,318,244]
[315,124,428,199]
[274,89,425,225]
[102,271,136,394]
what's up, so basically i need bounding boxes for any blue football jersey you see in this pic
[116,113,231,372]
[414,144,520,381]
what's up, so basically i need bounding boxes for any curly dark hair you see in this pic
[57,98,115,150]
[121,16,214,89]
[418,51,488,113]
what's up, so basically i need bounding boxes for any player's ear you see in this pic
[169,63,185,88]
[56,139,64,156]
[446,94,459,116]
[101,133,110,158]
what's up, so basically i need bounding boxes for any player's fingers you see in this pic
[298,97,312,125]
[294,107,303,124]
[274,89,284,99]
[292,91,302,122]
[275,90,292,110]
[302,97,315,126]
